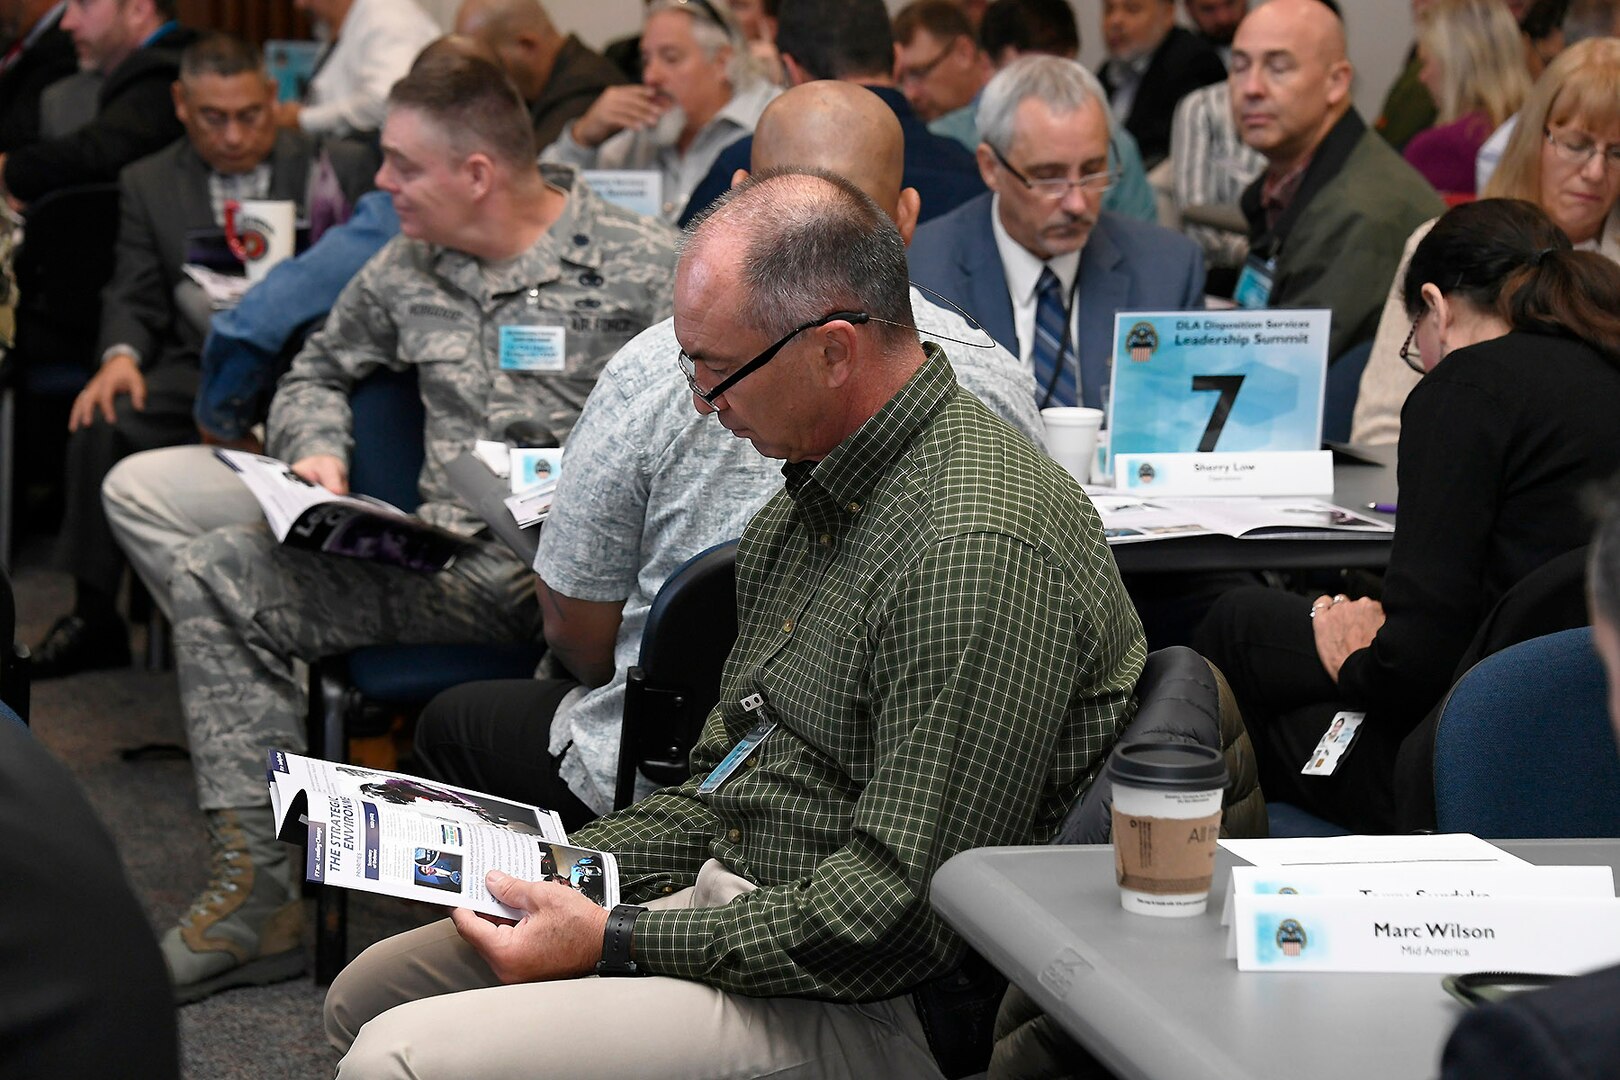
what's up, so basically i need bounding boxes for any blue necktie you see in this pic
[1032,267,1077,407]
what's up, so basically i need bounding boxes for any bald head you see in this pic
[678,171,922,460]
[1239,0,1346,65]
[453,0,561,102]
[456,0,555,36]
[1229,0,1352,170]
[750,82,906,217]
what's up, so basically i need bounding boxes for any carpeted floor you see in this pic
[13,537,432,1080]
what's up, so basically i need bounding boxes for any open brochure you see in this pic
[216,448,469,572]
[1092,496,1394,545]
[268,750,619,919]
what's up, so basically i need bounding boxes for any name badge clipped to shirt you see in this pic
[697,693,777,795]
[1233,254,1276,310]
[499,324,566,372]
[1300,710,1365,777]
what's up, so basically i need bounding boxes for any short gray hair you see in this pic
[647,0,764,89]
[976,53,1110,154]
[685,168,916,347]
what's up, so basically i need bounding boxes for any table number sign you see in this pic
[1108,309,1331,456]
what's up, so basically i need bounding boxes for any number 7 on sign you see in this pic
[1191,374,1245,452]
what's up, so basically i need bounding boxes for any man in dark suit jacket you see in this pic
[909,54,1203,411]
[678,0,986,228]
[454,0,627,150]
[1098,0,1226,167]
[0,0,197,203]
[32,32,373,678]
[1439,487,1620,1079]
[0,0,77,154]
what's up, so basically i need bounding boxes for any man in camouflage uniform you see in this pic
[159,51,678,1003]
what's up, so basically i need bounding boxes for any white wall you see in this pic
[548,0,1419,120]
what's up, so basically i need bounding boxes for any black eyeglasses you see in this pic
[678,310,870,405]
[897,35,962,85]
[990,144,1117,199]
[1399,313,1426,375]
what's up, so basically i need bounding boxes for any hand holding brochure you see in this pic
[216,448,468,572]
[267,750,619,919]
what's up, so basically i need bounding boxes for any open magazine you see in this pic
[1093,496,1394,545]
[216,449,469,572]
[267,750,619,918]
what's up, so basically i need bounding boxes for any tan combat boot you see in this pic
[161,806,305,1004]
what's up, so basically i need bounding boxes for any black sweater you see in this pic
[1339,330,1620,721]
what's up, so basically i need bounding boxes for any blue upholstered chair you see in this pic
[1432,627,1620,837]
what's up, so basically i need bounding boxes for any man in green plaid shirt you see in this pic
[327,169,1145,1079]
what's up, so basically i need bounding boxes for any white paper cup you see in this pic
[226,199,297,283]
[1041,406,1104,485]
[1108,742,1228,917]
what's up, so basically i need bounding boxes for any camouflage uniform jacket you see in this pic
[266,164,679,535]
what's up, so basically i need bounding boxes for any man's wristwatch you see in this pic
[596,903,648,976]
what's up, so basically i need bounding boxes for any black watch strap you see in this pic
[596,903,648,977]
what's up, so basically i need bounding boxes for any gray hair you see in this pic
[684,168,916,347]
[976,53,1110,154]
[647,0,763,89]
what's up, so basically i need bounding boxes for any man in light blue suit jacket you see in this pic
[909,54,1205,410]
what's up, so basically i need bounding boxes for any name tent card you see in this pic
[581,171,663,220]
[1218,837,1620,974]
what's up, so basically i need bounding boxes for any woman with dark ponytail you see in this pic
[1195,198,1620,834]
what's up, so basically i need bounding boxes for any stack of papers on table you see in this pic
[1090,495,1392,544]
[1219,834,1620,973]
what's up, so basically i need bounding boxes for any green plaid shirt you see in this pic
[572,345,1145,1000]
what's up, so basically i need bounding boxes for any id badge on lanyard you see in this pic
[696,693,776,795]
[1233,254,1276,309]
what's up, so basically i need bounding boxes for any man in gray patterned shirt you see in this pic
[158,51,678,1003]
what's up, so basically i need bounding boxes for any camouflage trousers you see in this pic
[171,524,540,810]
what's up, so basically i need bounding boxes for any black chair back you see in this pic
[1059,646,1227,845]
[0,560,26,723]
[613,539,739,809]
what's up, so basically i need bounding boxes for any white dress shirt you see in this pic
[989,193,1083,400]
[302,0,440,138]
[541,78,779,224]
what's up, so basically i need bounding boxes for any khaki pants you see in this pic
[326,859,945,1080]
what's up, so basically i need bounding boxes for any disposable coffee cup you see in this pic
[224,199,297,283]
[1108,742,1228,917]
[1041,406,1104,485]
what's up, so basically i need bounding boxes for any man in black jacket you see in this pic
[0,0,77,154]
[0,0,195,205]
[31,32,373,679]
[1098,0,1225,167]
[454,0,626,151]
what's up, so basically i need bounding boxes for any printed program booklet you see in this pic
[216,448,469,572]
[267,750,620,918]
[1092,496,1394,544]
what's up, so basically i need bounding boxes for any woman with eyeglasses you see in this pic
[1354,37,1620,444]
[1195,198,1620,835]
[541,0,778,224]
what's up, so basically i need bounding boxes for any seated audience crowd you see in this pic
[10,0,1620,1075]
